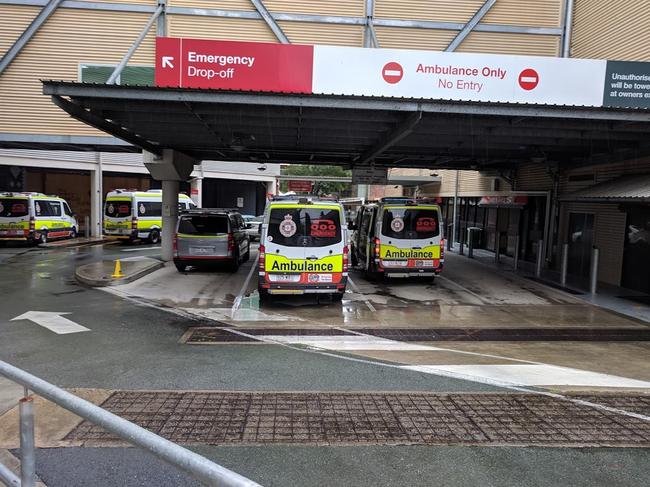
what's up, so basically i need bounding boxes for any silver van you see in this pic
[173,209,250,272]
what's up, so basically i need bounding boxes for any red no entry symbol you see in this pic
[518,68,539,91]
[382,62,403,84]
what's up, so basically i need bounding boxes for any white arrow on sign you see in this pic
[11,312,90,335]
[162,56,174,69]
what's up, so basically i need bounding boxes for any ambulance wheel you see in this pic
[258,289,271,303]
[148,229,160,244]
[331,292,344,302]
[242,244,250,263]
[175,261,187,272]
[38,231,48,244]
[69,227,77,239]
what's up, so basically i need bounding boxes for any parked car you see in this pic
[173,208,250,272]
[242,214,263,241]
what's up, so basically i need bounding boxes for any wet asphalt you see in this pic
[1,242,649,487]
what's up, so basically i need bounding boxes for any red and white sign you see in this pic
[156,37,312,92]
[287,180,313,193]
[382,62,403,84]
[518,68,539,91]
[156,37,610,107]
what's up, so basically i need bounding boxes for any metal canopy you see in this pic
[41,81,650,170]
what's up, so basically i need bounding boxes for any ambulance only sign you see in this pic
[156,37,650,109]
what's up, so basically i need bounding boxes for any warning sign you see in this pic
[603,60,650,109]
[382,62,403,84]
[518,68,539,91]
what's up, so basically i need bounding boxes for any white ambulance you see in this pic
[350,197,444,279]
[258,196,348,300]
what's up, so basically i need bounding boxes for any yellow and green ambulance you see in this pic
[104,189,196,243]
[258,196,348,301]
[0,192,78,244]
[350,197,444,279]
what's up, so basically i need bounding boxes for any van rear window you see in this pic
[382,207,440,239]
[268,207,341,247]
[0,199,28,217]
[178,215,229,235]
[105,200,132,218]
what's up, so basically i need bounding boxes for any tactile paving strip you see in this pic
[182,327,650,344]
[66,391,650,447]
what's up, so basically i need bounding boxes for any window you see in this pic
[80,64,154,86]
[178,215,229,235]
[35,200,61,217]
[268,207,342,247]
[105,200,132,218]
[137,202,162,217]
[63,202,74,216]
[0,198,28,217]
[382,207,440,240]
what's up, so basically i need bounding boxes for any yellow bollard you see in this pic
[112,259,124,278]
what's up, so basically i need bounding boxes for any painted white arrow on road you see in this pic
[162,56,174,68]
[11,312,90,334]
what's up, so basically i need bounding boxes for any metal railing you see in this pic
[0,360,262,487]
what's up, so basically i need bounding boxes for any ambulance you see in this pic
[258,196,348,300]
[350,197,444,279]
[104,189,196,243]
[0,192,78,244]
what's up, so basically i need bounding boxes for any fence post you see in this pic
[495,232,501,264]
[590,246,599,294]
[513,234,520,271]
[560,243,569,287]
[535,239,544,277]
[84,215,90,239]
[468,228,474,259]
[447,224,453,251]
[19,395,36,487]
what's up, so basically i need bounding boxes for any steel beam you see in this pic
[106,4,163,85]
[51,95,161,154]
[357,111,422,164]
[0,0,63,76]
[561,0,575,57]
[445,0,497,52]
[157,0,167,37]
[0,1,562,36]
[364,0,380,48]
[249,0,290,44]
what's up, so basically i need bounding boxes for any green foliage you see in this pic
[281,165,351,196]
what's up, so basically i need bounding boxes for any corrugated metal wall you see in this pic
[278,22,364,46]
[265,0,365,16]
[168,16,275,42]
[572,0,650,61]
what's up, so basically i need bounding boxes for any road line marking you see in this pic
[437,274,488,304]
[347,276,377,312]
[120,246,160,252]
[10,311,89,334]
[231,250,259,317]
[262,335,436,351]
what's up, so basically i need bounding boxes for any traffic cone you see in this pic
[112,259,124,278]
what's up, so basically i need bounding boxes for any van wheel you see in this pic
[148,229,160,244]
[350,247,359,267]
[69,227,77,239]
[331,292,344,302]
[230,250,240,272]
[242,243,250,263]
[38,231,48,245]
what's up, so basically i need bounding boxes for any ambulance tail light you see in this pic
[374,237,381,256]
[440,239,445,259]
[228,233,234,253]
[131,217,138,230]
[259,244,265,272]
[343,245,349,272]
[172,235,178,257]
[29,216,35,231]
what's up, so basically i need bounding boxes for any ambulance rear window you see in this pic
[382,207,440,239]
[0,199,28,217]
[268,207,342,247]
[105,200,132,218]
[178,215,229,235]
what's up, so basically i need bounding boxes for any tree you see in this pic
[281,165,351,196]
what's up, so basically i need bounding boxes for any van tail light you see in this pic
[131,218,138,230]
[228,234,234,253]
[259,244,265,272]
[343,245,349,272]
[440,239,445,259]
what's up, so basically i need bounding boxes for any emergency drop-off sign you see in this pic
[156,37,650,109]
